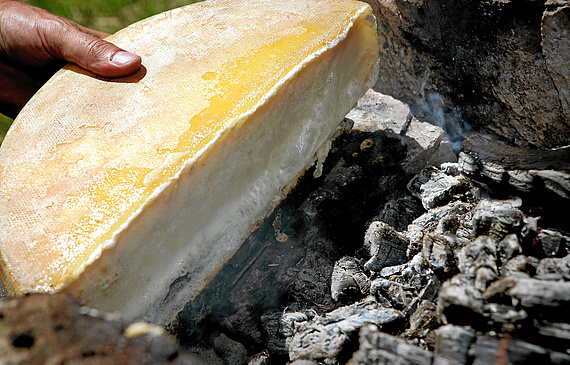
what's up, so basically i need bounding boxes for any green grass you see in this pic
[0,0,201,143]
[24,0,201,34]
[0,116,12,143]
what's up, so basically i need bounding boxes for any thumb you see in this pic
[49,24,142,78]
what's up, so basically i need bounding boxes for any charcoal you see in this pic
[285,301,402,361]
[422,234,457,273]
[520,216,540,240]
[536,229,570,258]
[370,278,414,309]
[469,335,551,365]
[364,221,409,272]
[482,276,518,301]
[507,170,535,192]
[374,196,425,232]
[379,253,428,285]
[434,213,460,236]
[331,257,371,301]
[481,303,527,324]
[534,321,570,350]
[527,256,541,274]
[474,267,499,293]
[472,198,523,241]
[483,277,570,321]
[412,200,474,233]
[534,170,570,200]
[437,274,485,326]
[536,254,570,281]
[551,353,570,365]
[374,253,437,317]
[455,212,474,241]
[480,161,506,184]
[404,300,439,341]
[433,325,476,365]
[436,323,570,364]
[279,310,317,338]
[403,277,441,319]
[407,166,468,209]
[247,350,269,365]
[440,162,461,177]
[458,151,479,176]
[505,278,570,316]
[346,324,435,365]
[497,234,523,265]
[405,224,425,258]
[457,236,498,291]
[501,255,532,279]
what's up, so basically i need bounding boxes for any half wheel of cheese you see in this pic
[0,0,379,323]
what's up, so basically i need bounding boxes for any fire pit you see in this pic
[1,0,569,363]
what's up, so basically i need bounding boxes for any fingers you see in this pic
[69,23,143,77]
[0,0,141,78]
[40,17,142,78]
[54,29,142,78]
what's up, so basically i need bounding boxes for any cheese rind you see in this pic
[0,0,379,322]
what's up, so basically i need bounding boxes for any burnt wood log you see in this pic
[461,135,570,172]
[433,325,476,365]
[459,135,570,201]
[347,324,436,365]
[285,301,402,362]
[468,334,570,365]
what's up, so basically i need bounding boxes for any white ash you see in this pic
[284,301,402,362]
[407,166,468,209]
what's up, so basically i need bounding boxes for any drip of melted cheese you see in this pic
[0,0,379,323]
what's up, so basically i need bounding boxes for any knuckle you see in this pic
[35,17,77,54]
[84,38,113,62]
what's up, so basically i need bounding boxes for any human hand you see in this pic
[0,0,142,118]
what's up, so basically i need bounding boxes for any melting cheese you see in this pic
[0,0,379,323]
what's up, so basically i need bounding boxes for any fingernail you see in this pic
[111,51,138,65]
